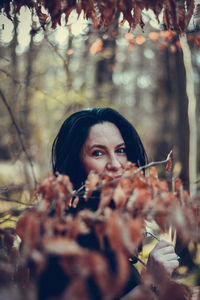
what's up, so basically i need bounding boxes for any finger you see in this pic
[163,253,179,261]
[164,260,179,271]
[156,245,176,255]
[154,240,174,250]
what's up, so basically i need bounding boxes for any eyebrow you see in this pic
[89,143,125,150]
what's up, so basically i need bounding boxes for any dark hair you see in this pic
[52,108,147,190]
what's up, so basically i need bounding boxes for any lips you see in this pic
[103,172,123,180]
[113,174,122,179]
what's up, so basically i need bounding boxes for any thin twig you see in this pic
[41,152,173,215]
[0,68,67,106]
[0,217,17,224]
[0,183,33,193]
[0,89,38,188]
[0,208,29,219]
[45,36,66,64]
[74,151,172,197]
[0,196,36,206]
[39,152,173,214]
[0,55,10,62]
[0,68,23,85]
[136,257,146,267]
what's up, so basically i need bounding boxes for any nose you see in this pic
[106,155,121,172]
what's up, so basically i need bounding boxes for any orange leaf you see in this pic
[174,178,183,191]
[149,167,158,178]
[125,32,134,41]
[166,150,173,172]
[99,185,114,209]
[149,32,159,42]
[159,42,167,52]
[155,214,167,232]
[90,39,103,54]
[67,49,74,55]
[84,171,100,201]
[135,35,145,45]
[176,40,182,50]
[113,184,127,208]
[194,36,200,45]
[72,196,79,208]
[160,30,176,40]
[85,171,100,190]
[169,44,176,53]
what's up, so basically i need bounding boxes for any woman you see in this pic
[52,107,147,190]
[51,107,179,299]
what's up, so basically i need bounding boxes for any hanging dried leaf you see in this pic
[113,183,127,208]
[99,184,114,209]
[166,150,173,172]
[194,4,200,26]
[0,0,196,33]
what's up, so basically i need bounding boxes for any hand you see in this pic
[146,240,179,287]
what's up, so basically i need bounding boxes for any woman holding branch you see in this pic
[51,107,179,299]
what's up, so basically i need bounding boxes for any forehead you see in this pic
[84,122,124,146]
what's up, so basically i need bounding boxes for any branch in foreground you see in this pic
[74,151,173,197]
[0,208,29,220]
[0,196,36,206]
[0,183,34,192]
[0,217,17,225]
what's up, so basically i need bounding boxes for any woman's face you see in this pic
[80,122,128,177]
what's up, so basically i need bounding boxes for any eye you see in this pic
[116,147,126,154]
[92,150,103,157]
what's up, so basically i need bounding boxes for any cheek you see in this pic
[82,157,106,174]
[119,155,128,166]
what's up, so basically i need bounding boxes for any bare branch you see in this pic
[0,218,17,224]
[0,89,38,188]
[0,183,34,193]
[74,151,173,197]
[0,208,29,219]
[44,34,73,88]
[0,55,10,62]
[44,35,66,64]
[0,68,23,85]
[0,196,36,206]
[0,68,67,106]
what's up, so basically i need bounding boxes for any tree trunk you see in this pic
[173,46,190,191]
[95,13,119,102]
[20,18,39,185]
[179,35,197,197]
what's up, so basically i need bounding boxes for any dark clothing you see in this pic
[42,193,141,300]
[77,229,141,299]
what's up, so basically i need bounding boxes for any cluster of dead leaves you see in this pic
[6,161,197,299]
[16,208,141,299]
[81,162,199,243]
[0,159,199,299]
[1,0,199,33]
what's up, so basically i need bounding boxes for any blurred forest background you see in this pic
[0,3,200,286]
[1,7,200,210]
